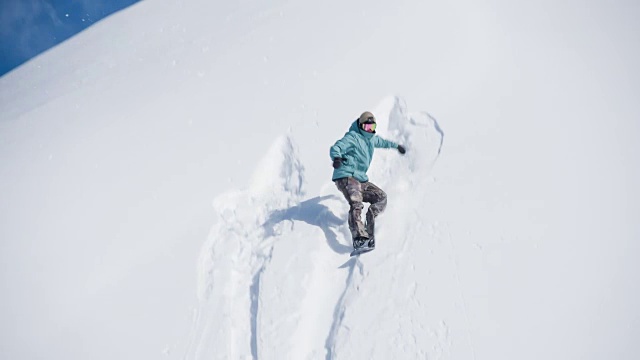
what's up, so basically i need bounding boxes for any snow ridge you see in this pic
[187,135,305,360]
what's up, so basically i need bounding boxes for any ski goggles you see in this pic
[361,122,377,132]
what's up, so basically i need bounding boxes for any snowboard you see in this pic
[350,246,375,257]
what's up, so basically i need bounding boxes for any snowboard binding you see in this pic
[350,236,375,257]
[353,236,369,249]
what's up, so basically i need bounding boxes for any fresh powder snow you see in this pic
[1,0,639,359]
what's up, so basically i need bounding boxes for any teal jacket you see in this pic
[330,120,399,182]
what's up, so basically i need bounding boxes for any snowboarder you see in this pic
[330,111,406,254]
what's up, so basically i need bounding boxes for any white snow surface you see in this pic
[1,0,640,359]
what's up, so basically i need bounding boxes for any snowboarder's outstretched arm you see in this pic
[373,136,398,149]
[374,136,406,154]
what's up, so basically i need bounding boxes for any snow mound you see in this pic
[249,135,306,206]
[370,95,444,187]
[190,135,305,359]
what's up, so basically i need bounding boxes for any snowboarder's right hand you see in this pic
[332,157,344,169]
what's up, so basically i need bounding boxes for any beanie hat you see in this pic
[358,111,376,124]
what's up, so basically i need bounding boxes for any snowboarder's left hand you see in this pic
[398,145,406,155]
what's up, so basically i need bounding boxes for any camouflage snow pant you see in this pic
[335,177,387,242]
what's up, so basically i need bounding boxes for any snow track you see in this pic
[187,97,446,359]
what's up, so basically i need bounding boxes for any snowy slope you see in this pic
[2,0,640,359]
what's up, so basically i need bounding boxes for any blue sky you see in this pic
[0,0,139,77]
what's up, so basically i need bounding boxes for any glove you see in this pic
[332,157,343,169]
[397,145,406,154]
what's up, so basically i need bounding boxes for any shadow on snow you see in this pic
[264,195,351,255]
